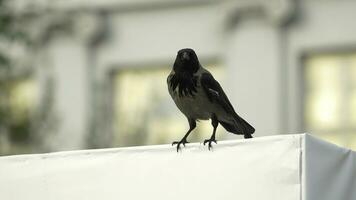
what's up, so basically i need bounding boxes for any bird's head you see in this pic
[173,48,200,74]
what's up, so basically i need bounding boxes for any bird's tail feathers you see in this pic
[219,115,255,136]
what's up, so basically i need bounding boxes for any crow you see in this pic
[167,48,255,152]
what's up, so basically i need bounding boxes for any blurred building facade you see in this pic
[1,0,356,155]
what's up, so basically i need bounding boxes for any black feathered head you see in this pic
[173,48,200,74]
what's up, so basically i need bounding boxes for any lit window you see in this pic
[112,65,225,147]
[0,78,38,155]
[304,53,356,150]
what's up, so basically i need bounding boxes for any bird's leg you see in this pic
[204,114,218,150]
[172,119,196,152]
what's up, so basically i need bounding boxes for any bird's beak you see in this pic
[182,52,190,61]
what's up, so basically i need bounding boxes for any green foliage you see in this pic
[0,0,30,68]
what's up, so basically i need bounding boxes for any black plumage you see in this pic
[167,48,255,151]
[169,73,198,97]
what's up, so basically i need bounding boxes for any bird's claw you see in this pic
[203,138,217,150]
[172,139,189,152]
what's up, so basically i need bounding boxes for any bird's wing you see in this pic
[200,72,255,134]
[200,72,236,115]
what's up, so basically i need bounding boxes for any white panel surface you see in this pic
[1,134,355,200]
[0,135,302,200]
[304,134,356,200]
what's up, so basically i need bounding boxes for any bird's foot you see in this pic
[172,138,189,152]
[244,134,253,139]
[203,138,217,151]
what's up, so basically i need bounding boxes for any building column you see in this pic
[43,13,104,151]
[223,0,295,136]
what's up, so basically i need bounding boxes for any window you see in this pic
[112,65,225,147]
[0,78,38,155]
[304,53,356,150]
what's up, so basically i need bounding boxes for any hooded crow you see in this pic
[167,48,255,152]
